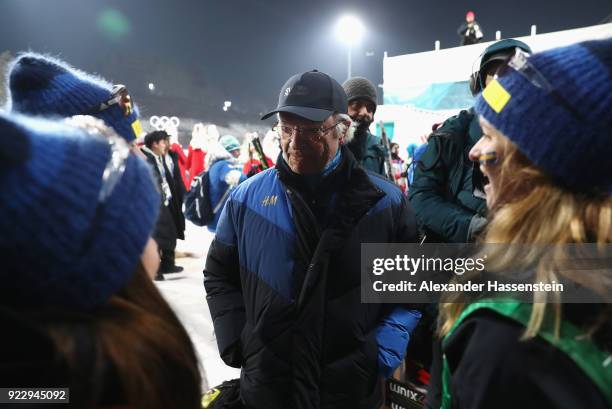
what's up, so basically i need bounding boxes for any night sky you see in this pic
[1,0,610,123]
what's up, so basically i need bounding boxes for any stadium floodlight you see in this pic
[336,15,364,45]
[335,15,364,80]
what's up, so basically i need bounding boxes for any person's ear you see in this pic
[342,120,351,135]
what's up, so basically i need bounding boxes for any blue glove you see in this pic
[376,307,422,378]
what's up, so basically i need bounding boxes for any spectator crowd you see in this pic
[0,32,610,409]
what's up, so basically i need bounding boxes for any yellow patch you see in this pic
[482,79,511,113]
[131,119,143,140]
[201,388,221,408]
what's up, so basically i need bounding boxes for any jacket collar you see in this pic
[276,145,385,226]
[141,145,159,158]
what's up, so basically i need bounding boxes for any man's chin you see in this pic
[352,116,372,126]
[289,160,322,175]
[290,166,316,175]
[354,119,372,133]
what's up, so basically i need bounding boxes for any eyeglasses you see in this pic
[273,121,343,140]
[496,48,584,121]
[85,84,134,117]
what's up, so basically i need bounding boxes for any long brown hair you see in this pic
[35,262,203,409]
[439,125,612,339]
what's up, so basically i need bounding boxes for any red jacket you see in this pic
[243,157,274,177]
[186,146,206,189]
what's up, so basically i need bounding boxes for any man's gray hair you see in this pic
[333,113,352,139]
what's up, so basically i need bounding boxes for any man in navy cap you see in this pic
[203,70,422,409]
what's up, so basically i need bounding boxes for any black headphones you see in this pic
[469,69,482,96]
[469,49,494,96]
[469,39,533,96]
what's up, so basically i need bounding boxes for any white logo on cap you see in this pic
[284,87,291,96]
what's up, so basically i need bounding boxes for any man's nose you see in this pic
[289,131,309,148]
[357,105,370,117]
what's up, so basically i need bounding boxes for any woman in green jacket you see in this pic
[428,38,612,409]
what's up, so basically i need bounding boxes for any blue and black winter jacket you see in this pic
[204,147,421,409]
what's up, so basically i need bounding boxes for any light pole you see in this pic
[335,16,364,81]
[347,45,352,80]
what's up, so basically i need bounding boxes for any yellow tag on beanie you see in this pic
[482,79,511,113]
[131,119,143,140]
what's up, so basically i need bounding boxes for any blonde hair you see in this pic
[439,126,612,339]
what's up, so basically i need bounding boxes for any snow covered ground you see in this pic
[154,220,241,390]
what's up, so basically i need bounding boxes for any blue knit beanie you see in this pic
[0,113,160,309]
[7,53,142,142]
[475,38,612,194]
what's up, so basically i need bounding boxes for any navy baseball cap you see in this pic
[261,70,348,122]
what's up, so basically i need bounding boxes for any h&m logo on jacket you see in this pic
[262,195,278,206]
